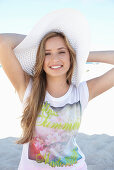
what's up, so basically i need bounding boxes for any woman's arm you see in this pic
[87,51,114,65]
[0,33,26,49]
[87,68,114,101]
[0,33,28,102]
[87,51,114,101]
[0,33,26,65]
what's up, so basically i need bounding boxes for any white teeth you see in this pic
[50,66,62,69]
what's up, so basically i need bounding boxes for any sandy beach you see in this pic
[0,63,114,170]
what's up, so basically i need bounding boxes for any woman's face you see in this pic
[43,36,70,79]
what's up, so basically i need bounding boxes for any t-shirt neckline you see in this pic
[46,84,73,101]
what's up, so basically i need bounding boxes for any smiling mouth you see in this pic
[49,65,63,69]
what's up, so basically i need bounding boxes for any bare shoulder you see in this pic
[18,72,31,102]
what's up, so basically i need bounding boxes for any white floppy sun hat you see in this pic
[13,8,91,87]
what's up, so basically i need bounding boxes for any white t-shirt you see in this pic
[18,78,89,170]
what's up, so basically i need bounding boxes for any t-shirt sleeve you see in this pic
[77,81,89,113]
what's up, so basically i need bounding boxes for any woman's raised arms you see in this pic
[0,33,114,102]
[87,51,114,101]
[0,33,30,103]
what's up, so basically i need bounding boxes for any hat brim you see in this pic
[14,8,91,87]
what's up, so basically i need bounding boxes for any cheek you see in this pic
[44,56,49,64]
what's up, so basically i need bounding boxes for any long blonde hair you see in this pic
[16,32,76,144]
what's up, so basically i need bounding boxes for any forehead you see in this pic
[45,36,67,50]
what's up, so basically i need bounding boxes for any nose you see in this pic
[51,53,59,61]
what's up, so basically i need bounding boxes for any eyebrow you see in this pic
[45,47,67,51]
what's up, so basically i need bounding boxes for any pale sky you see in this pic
[0,0,114,50]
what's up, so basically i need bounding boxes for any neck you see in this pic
[46,76,70,98]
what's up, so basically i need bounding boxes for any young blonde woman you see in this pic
[0,9,114,170]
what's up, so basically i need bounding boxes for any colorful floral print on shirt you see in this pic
[28,101,83,167]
